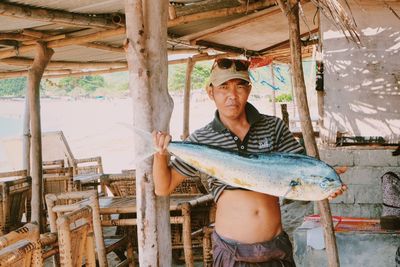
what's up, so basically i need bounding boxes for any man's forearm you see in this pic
[153,153,172,196]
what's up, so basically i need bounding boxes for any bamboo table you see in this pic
[99,194,214,266]
[56,193,214,265]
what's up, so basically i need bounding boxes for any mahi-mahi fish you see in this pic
[134,128,343,201]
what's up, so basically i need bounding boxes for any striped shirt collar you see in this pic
[211,102,263,132]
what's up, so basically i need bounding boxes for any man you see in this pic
[153,58,346,266]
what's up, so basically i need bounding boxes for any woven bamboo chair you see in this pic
[56,205,96,267]
[168,177,213,264]
[73,156,106,193]
[101,173,135,197]
[43,160,65,173]
[101,173,136,262]
[0,170,32,235]
[45,190,129,267]
[43,166,74,197]
[0,222,42,267]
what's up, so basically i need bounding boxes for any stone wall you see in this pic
[317,147,400,218]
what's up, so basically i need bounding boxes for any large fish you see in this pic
[134,129,343,201]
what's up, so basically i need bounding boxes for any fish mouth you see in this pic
[319,178,342,192]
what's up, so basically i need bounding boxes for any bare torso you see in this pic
[214,189,282,244]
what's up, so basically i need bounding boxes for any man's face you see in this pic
[207,79,251,120]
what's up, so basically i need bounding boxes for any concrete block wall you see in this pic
[317,147,400,218]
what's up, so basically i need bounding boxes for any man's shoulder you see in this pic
[188,122,216,141]
[255,113,283,126]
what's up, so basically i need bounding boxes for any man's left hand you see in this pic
[328,184,348,200]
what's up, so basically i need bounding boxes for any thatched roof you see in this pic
[0,0,359,79]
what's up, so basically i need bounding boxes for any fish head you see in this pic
[318,174,343,194]
[287,172,343,201]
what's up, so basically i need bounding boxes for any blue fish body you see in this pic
[168,142,343,201]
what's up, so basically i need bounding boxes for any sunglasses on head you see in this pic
[213,58,250,71]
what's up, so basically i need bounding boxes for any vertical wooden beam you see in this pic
[271,63,276,116]
[281,103,289,126]
[181,203,194,266]
[125,0,173,266]
[22,92,30,175]
[28,42,54,233]
[277,0,340,267]
[145,0,174,265]
[182,57,194,140]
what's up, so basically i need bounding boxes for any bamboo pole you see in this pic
[276,0,340,266]
[167,0,276,27]
[182,57,194,140]
[28,42,54,233]
[125,0,172,266]
[0,2,118,29]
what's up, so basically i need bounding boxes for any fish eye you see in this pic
[324,177,335,182]
[289,178,302,187]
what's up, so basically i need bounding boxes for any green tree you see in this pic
[168,61,212,92]
[59,75,105,93]
[0,77,27,97]
[59,77,79,92]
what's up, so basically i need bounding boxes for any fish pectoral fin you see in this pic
[280,179,301,204]
[280,187,293,205]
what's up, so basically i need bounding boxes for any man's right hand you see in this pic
[152,131,171,156]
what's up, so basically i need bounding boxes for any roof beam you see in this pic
[1,58,127,69]
[80,42,125,53]
[0,27,126,59]
[168,52,238,65]
[195,40,259,56]
[0,67,128,80]
[258,28,319,54]
[168,0,276,28]
[0,2,119,29]
[0,33,34,41]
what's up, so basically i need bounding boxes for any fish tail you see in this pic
[132,127,158,163]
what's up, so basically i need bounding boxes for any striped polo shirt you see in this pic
[170,102,304,202]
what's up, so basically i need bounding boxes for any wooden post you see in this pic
[22,92,30,175]
[270,63,276,116]
[28,42,54,233]
[281,103,289,126]
[181,203,193,266]
[182,57,194,140]
[277,0,340,266]
[125,0,173,266]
